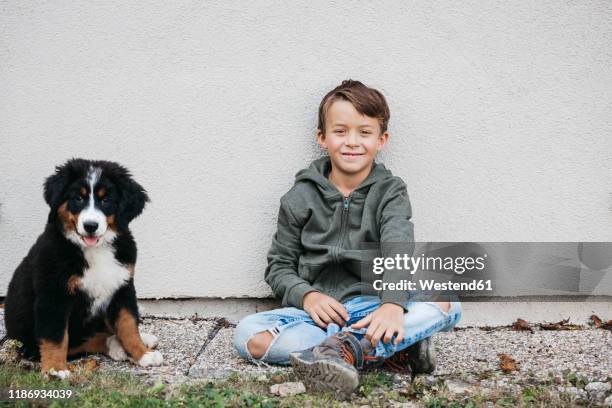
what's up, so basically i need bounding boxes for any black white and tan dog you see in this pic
[4,159,162,378]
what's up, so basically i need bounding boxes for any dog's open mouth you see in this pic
[80,235,100,247]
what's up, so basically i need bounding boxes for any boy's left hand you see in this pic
[351,303,405,347]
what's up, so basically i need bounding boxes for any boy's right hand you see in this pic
[303,291,349,329]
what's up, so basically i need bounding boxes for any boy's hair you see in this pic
[318,80,390,134]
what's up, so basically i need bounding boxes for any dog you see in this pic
[4,159,163,378]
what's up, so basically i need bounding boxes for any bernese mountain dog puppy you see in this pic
[4,159,163,378]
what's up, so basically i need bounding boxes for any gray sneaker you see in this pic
[290,332,376,398]
[385,337,436,375]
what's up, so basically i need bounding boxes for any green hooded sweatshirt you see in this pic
[265,157,414,310]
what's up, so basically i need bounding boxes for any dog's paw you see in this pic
[140,333,159,349]
[48,369,71,380]
[106,335,128,361]
[137,350,164,367]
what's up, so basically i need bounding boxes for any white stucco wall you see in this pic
[1,1,611,299]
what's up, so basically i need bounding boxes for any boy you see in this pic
[234,80,461,396]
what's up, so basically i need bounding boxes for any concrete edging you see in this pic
[138,297,612,326]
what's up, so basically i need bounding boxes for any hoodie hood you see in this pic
[295,156,393,197]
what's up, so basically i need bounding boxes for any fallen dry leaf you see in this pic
[216,317,232,328]
[82,358,99,372]
[512,318,533,333]
[539,318,582,331]
[498,353,520,373]
[590,314,602,328]
[589,314,612,331]
[68,358,99,373]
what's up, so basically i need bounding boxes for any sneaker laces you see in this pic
[339,343,356,366]
[313,332,376,369]
[383,349,411,373]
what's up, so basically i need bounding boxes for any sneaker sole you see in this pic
[290,353,359,398]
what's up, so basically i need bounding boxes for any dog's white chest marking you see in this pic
[80,245,130,315]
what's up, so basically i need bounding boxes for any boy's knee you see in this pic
[233,315,258,351]
[233,314,275,360]
[246,331,273,359]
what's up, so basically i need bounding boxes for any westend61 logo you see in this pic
[372,253,488,275]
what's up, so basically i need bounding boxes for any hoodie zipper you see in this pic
[333,195,351,264]
[341,195,351,241]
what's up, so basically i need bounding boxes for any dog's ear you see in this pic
[117,176,149,230]
[43,172,67,209]
[43,161,75,210]
[43,159,88,222]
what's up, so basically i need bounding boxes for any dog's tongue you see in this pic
[83,236,98,246]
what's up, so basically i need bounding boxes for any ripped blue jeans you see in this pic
[233,296,461,365]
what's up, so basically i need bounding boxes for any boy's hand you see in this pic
[303,291,349,329]
[351,303,405,347]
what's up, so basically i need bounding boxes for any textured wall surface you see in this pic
[1,1,611,298]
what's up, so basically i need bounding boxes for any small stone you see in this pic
[562,387,589,402]
[603,395,612,407]
[585,382,611,402]
[416,375,436,388]
[270,374,284,384]
[585,382,611,394]
[445,379,471,395]
[392,402,418,408]
[269,382,306,397]
[564,386,579,395]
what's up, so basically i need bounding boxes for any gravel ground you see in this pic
[189,327,289,379]
[188,322,611,383]
[1,311,611,405]
[96,317,216,384]
[435,327,611,381]
[105,316,611,404]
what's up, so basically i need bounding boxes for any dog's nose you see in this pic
[83,222,98,234]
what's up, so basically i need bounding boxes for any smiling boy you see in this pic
[234,80,461,396]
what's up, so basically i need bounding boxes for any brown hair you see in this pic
[318,80,390,134]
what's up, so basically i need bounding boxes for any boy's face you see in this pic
[317,100,388,178]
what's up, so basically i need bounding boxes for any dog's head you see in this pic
[44,159,149,248]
